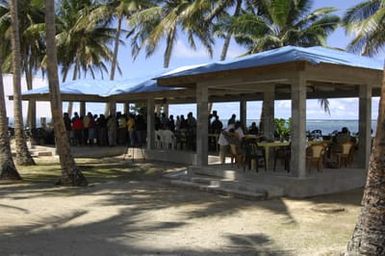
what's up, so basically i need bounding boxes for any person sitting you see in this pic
[248,122,259,135]
[335,127,351,144]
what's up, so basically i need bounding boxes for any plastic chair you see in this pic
[162,130,176,150]
[242,141,266,172]
[273,144,291,172]
[337,141,355,167]
[306,144,327,172]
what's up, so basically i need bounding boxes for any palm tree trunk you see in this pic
[105,13,123,115]
[26,61,36,129]
[346,67,385,254]
[66,63,78,116]
[163,27,177,68]
[220,0,242,61]
[9,0,35,166]
[45,0,87,186]
[0,57,21,180]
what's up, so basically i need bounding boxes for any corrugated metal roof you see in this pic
[157,46,384,79]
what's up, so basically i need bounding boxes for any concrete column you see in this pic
[290,74,307,178]
[162,104,169,117]
[240,99,247,128]
[109,101,116,117]
[124,102,130,114]
[79,101,86,117]
[154,104,161,115]
[196,84,209,166]
[28,99,36,129]
[146,98,155,150]
[358,84,372,168]
[263,88,275,139]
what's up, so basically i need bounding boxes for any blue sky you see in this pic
[6,0,381,121]
[107,0,382,120]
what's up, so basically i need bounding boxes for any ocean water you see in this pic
[8,117,378,135]
[245,119,377,135]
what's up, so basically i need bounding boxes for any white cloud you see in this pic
[173,40,211,59]
[4,74,51,126]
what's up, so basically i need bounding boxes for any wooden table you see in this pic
[257,141,290,170]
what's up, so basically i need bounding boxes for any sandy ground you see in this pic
[0,158,362,256]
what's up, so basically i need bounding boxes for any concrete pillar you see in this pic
[28,99,36,129]
[124,102,130,114]
[109,101,116,117]
[263,88,275,139]
[162,104,169,117]
[290,74,307,178]
[196,84,209,166]
[358,84,372,168]
[240,99,247,128]
[79,101,86,117]
[147,98,155,150]
[154,104,161,115]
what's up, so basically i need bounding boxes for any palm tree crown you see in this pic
[343,0,385,56]
[228,0,340,54]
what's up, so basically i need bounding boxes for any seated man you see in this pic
[248,122,259,135]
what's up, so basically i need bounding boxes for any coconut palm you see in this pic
[0,0,46,129]
[88,0,154,114]
[130,0,215,68]
[44,0,88,186]
[343,1,385,253]
[220,0,339,130]
[0,55,21,180]
[343,0,385,56]
[9,0,35,165]
[55,0,117,114]
[227,0,340,54]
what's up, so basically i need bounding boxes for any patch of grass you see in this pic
[16,158,167,185]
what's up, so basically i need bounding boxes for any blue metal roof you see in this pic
[22,73,183,97]
[157,46,384,79]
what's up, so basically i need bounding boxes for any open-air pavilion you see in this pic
[16,46,383,197]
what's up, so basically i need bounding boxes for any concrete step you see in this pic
[167,179,266,201]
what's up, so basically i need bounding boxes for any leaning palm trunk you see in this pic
[220,0,242,61]
[45,0,87,186]
[26,61,36,129]
[346,67,385,254]
[105,13,123,116]
[9,0,35,166]
[0,57,21,180]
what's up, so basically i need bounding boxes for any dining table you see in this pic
[257,141,290,170]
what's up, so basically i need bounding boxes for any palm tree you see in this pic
[55,0,117,115]
[130,0,214,68]
[228,0,340,54]
[44,0,88,186]
[89,0,154,115]
[0,55,21,180]
[0,0,46,129]
[343,1,385,253]
[223,0,339,130]
[9,0,35,165]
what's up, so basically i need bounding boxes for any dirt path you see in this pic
[0,160,362,256]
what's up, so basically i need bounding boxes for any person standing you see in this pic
[127,114,136,146]
[107,115,117,146]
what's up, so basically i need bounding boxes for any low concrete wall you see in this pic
[144,150,220,165]
[189,165,367,198]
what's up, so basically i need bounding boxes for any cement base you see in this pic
[189,164,367,198]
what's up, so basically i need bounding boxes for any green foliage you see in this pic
[343,0,385,56]
[274,118,291,138]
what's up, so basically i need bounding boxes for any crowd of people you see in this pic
[63,111,146,147]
